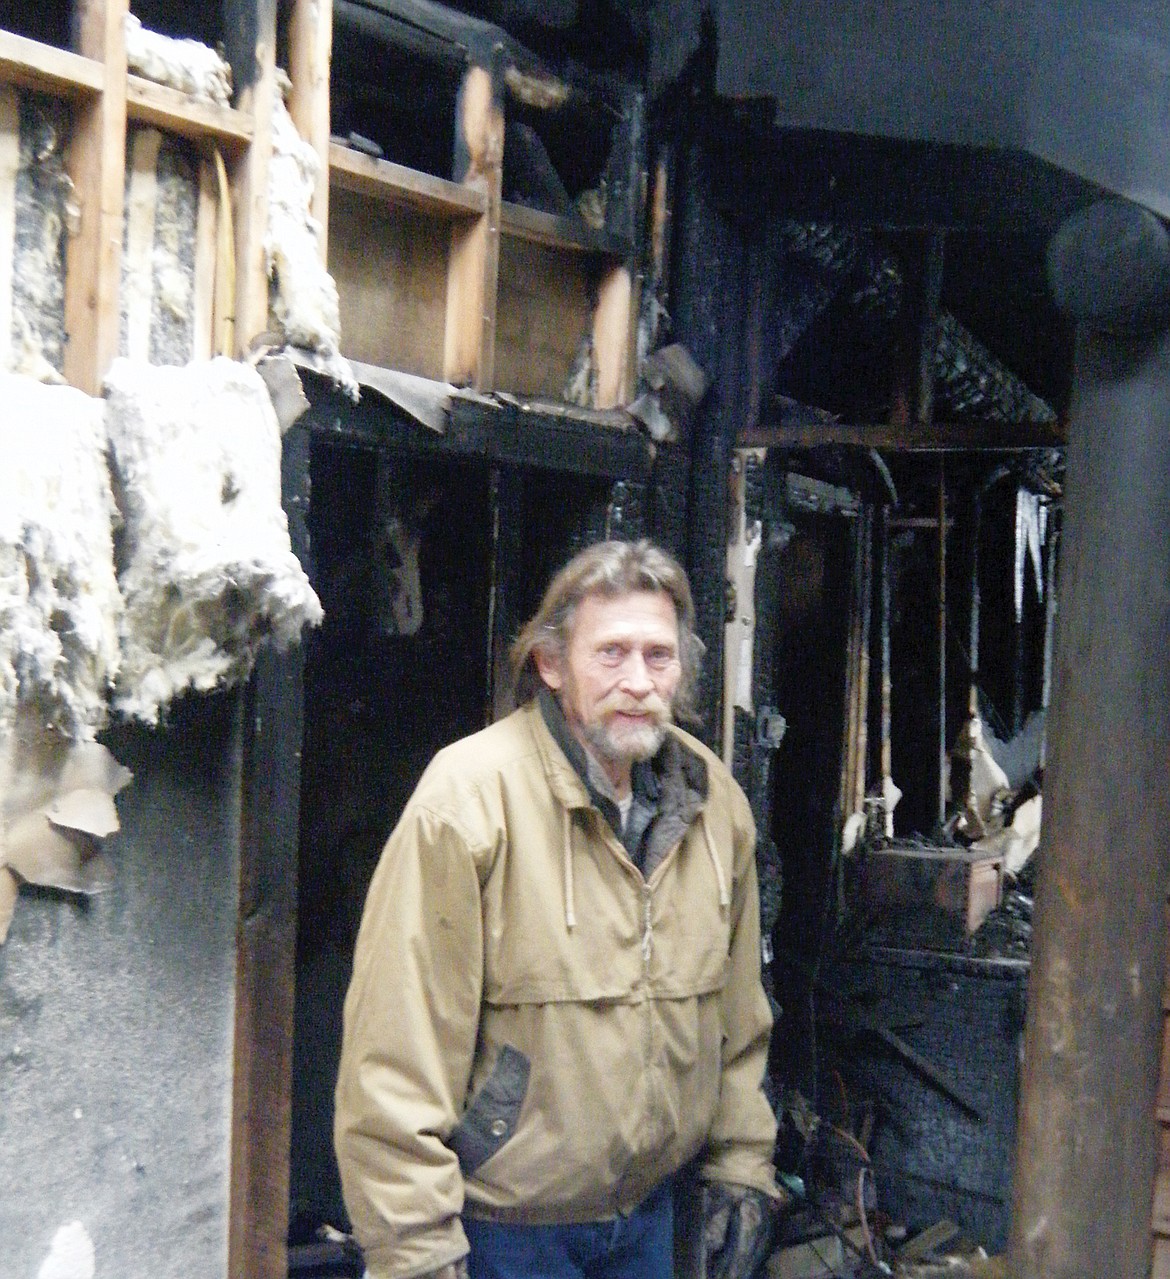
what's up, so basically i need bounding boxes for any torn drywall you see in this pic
[124,14,233,108]
[0,374,126,943]
[0,90,71,382]
[267,80,358,398]
[104,356,323,724]
[0,706,131,944]
[950,713,1012,842]
[120,126,201,366]
[0,374,122,738]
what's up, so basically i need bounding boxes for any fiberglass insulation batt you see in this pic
[266,90,357,398]
[2,91,71,383]
[104,356,322,724]
[0,374,121,737]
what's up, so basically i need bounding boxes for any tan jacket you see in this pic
[334,701,778,1279]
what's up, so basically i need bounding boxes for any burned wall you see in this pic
[0,360,320,1275]
[0,694,242,1278]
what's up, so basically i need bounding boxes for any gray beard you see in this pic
[581,717,667,767]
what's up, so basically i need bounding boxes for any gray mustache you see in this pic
[597,694,671,721]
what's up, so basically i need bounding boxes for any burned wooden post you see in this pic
[1010,199,1170,1279]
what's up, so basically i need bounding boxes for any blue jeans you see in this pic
[463,1180,674,1279]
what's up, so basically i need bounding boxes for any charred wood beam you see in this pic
[766,220,897,368]
[503,120,571,213]
[342,0,531,67]
[334,0,465,70]
[877,506,893,832]
[935,460,947,826]
[229,422,310,1279]
[884,228,943,429]
[1010,199,1170,1279]
[337,0,592,112]
[297,371,655,479]
[673,138,752,748]
[741,416,1067,451]
[698,112,1098,238]
[770,223,1056,429]
[854,507,873,819]
[600,86,645,254]
[487,465,525,721]
[221,0,264,93]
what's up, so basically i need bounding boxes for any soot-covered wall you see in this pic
[0,694,242,1278]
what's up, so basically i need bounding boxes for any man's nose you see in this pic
[618,652,654,694]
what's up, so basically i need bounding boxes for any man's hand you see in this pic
[699,1182,776,1279]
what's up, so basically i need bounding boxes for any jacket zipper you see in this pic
[641,883,653,968]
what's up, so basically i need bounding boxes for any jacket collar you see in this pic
[521,697,726,923]
[524,692,709,818]
[523,696,593,810]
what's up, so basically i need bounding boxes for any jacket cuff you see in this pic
[360,1225,469,1279]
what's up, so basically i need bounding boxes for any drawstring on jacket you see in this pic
[701,810,732,909]
[562,806,577,930]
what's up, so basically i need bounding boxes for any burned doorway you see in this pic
[289,437,494,1246]
[285,388,679,1263]
[722,453,870,1095]
[739,445,1060,1256]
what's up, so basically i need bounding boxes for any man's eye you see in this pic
[646,649,676,668]
[599,645,626,664]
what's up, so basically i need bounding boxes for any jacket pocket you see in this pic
[447,1044,531,1176]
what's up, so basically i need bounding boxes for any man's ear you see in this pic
[534,647,564,691]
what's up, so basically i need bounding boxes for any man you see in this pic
[335,540,780,1279]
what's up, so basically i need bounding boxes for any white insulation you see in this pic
[124,14,233,108]
[104,356,322,724]
[1,89,72,383]
[267,89,358,398]
[0,375,122,738]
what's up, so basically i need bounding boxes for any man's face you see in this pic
[537,590,683,776]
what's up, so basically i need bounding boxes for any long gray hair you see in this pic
[509,539,704,724]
